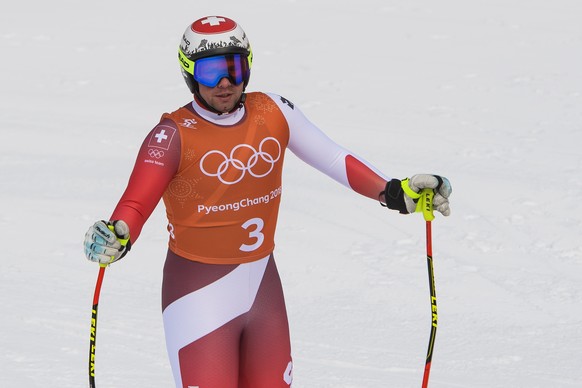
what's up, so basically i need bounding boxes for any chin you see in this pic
[216,102,237,112]
[218,105,234,113]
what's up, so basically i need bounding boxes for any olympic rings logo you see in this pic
[148,149,165,159]
[200,137,281,185]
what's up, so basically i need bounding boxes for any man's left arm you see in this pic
[268,93,452,215]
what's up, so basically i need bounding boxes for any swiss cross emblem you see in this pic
[192,16,236,34]
[148,125,176,151]
[202,16,226,26]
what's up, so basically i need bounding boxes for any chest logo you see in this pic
[200,137,281,185]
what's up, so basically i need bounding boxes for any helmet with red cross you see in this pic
[178,16,253,94]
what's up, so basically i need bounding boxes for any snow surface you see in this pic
[1,0,581,387]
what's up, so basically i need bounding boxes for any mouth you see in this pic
[215,89,233,97]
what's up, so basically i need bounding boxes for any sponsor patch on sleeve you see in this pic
[148,125,176,151]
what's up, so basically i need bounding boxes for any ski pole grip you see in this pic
[418,189,435,221]
[401,179,434,221]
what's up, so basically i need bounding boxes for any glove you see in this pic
[84,220,131,264]
[382,174,452,216]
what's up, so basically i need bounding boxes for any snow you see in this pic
[1,0,581,387]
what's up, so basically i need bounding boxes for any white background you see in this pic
[1,0,581,387]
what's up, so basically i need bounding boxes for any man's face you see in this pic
[198,77,244,113]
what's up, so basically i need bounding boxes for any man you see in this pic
[84,15,452,388]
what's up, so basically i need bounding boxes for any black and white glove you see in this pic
[381,174,452,216]
[84,220,131,265]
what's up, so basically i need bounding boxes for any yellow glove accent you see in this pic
[107,224,130,246]
[103,224,130,267]
[401,178,422,199]
[401,179,435,221]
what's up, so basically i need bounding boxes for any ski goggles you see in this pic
[179,48,251,88]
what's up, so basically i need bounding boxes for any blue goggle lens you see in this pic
[193,54,250,88]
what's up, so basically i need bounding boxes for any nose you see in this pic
[216,77,233,88]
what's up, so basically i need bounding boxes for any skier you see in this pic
[83,15,452,388]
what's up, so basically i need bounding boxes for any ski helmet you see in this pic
[178,16,253,94]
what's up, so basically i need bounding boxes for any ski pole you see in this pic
[89,264,107,388]
[87,222,130,387]
[418,189,437,388]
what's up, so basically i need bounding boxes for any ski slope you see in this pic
[1,0,581,387]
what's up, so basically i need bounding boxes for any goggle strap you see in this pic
[178,48,195,75]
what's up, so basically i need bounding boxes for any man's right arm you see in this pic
[84,119,181,264]
[109,119,181,243]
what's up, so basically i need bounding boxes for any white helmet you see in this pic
[179,16,253,94]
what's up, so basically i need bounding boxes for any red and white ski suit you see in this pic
[110,92,389,387]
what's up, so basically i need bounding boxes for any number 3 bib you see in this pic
[162,93,290,264]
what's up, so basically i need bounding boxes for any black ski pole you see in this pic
[89,265,106,388]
